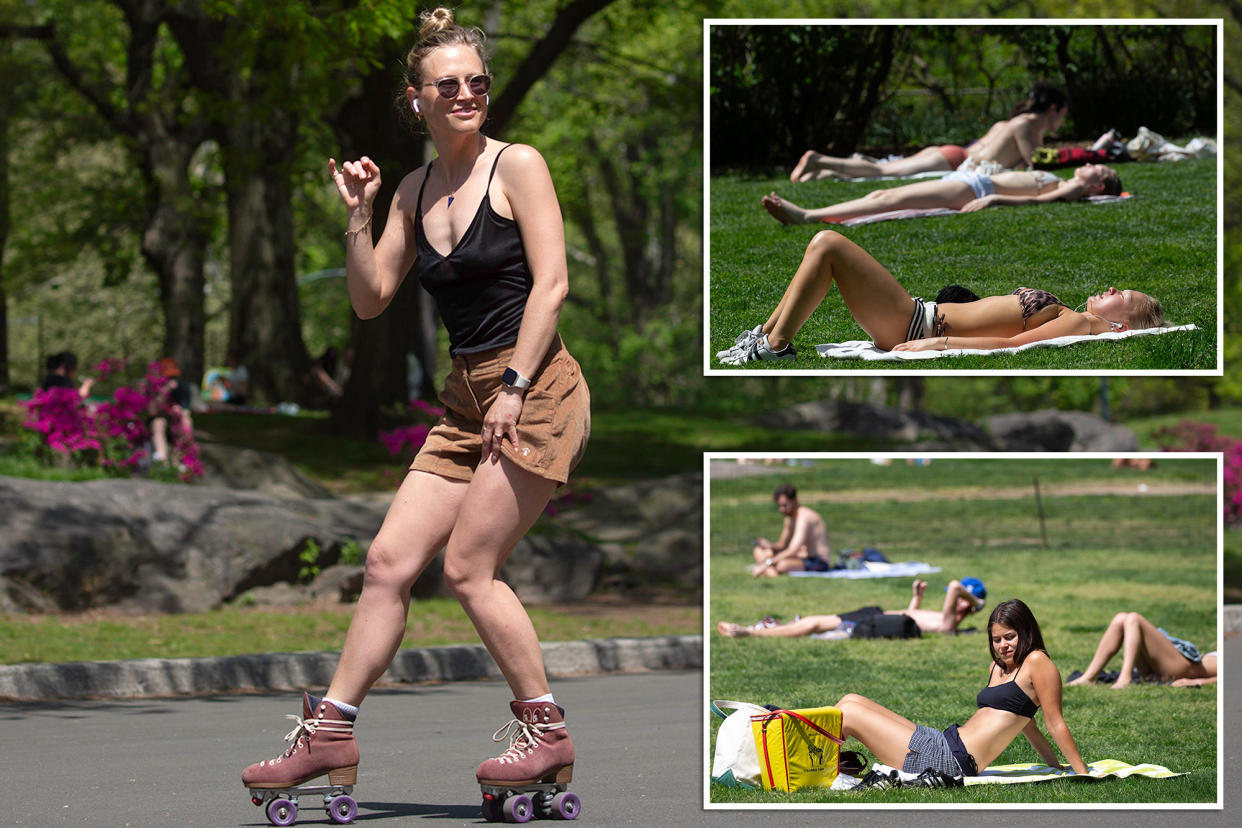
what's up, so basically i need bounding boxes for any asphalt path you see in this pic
[2,639,1238,827]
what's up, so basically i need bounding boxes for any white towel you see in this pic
[816,324,1196,361]
[788,561,941,579]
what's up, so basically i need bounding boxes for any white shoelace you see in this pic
[489,717,565,765]
[267,714,352,762]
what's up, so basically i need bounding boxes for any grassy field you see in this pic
[708,457,1218,804]
[0,597,701,666]
[709,158,1217,370]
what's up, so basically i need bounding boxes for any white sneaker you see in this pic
[716,325,763,360]
[722,333,796,365]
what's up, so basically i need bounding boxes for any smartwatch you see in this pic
[501,367,531,390]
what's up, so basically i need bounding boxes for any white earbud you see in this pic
[485,94,490,107]
[412,99,421,114]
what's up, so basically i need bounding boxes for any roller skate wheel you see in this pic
[550,791,581,820]
[328,794,358,824]
[481,797,503,822]
[502,793,534,823]
[266,797,298,826]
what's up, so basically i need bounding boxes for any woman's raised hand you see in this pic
[328,156,382,214]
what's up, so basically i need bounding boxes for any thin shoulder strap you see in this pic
[988,662,998,681]
[486,143,514,188]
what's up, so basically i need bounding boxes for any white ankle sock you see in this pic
[522,693,555,705]
[324,697,359,720]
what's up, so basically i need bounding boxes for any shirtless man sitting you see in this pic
[717,577,987,637]
[750,483,831,577]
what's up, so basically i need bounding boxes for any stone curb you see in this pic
[1225,604,1242,636]
[0,635,703,702]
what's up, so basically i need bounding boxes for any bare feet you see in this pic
[717,621,750,638]
[1065,675,1091,687]
[761,192,810,225]
[1109,678,1131,689]
[790,150,817,183]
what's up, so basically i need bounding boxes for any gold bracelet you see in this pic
[344,214,373,239]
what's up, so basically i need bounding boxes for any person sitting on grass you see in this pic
[789,82,1069,183]
[762,163,1122,225]
[1065,611,1218,689]
[717,577,985,638]
[716,230,1164,364]
[750,483,831,577]
[837,598,1089,787]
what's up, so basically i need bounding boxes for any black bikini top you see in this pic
[977,662,1039,718]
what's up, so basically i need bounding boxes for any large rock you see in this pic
[754,400,1001,449]
[196,443,333,499]
[0,476,385,613]
[984,410,1138,452]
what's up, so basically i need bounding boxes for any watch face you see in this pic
[502,368,519,386]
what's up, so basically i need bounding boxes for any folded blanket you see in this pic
[846,759,1185,789]
[788,561,941,579]
[816,324,1196,361]
[825,194,1132,226]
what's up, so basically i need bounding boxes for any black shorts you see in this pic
[803,556,830,572]
[838,606,884,625]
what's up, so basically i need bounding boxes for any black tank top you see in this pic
[415,144,532,355]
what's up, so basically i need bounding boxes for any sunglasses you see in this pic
[422,74,491,100]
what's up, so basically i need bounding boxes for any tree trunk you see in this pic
[0,73,10,390]
[222,128,311,404]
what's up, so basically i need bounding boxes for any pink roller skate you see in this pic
[476,700,580,822]
[242,693,360,826]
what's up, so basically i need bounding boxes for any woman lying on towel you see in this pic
[762,163,1122,225]
[716,231,1163,363]
[839,599,1090,785]
[1065,611,1218,689]
[717,578,984,637]
[789,83,1068,183]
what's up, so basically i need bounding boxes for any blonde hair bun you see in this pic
[419,7,456,41]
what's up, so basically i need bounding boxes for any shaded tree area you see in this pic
[711,23,1217,171]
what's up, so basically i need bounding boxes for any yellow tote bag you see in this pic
[749,706,844,792]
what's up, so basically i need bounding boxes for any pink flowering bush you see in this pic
[377,398,445,462]
[22,359,203,482]
[1153,419,1242,526]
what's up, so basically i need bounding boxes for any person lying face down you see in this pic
[761,163,1122,226]
[789,82,1069,183]
[716,578,986,638]
[716,232,1163,364]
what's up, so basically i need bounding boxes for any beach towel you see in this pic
[815,324,1196,361]
[788,561,941,579]
[839,759,1185,790]
[824,194,1132,227]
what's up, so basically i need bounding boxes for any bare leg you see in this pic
[790,146,953,183]
[1067,611,1127,686]
[834,693,918,768]
[762,231,917,352]
[717,614,845,638]
[151,416,169,462]
[762,178,975,225]
[1113,612,1195,689]
[441,455,559,699]
[936,580,974,633]
[326,471,468,705]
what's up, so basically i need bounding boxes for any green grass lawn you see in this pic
[709,158,1217,370]
[708,457,1218,804]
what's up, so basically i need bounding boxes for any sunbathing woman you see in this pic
[716,230,1163,363]
[717,578,985,637]
[789,83,1068,182]
[1065,611,1218,689]
[838,599,1089,784]
[762,163,1121,225]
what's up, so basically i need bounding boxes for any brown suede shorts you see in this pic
[410,336,590,485]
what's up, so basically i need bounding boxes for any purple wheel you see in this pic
[328,794,358,824]
[266,797,298,827]
[482,798,503,822]
[550,792,581,820]
[502,793,534,824]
